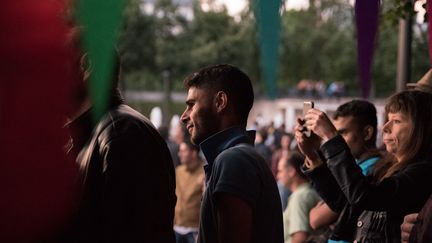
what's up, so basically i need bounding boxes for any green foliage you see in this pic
[384,0,417,25]
[371,20,398,97]
[279,0,357,95]
[118,0,430,98]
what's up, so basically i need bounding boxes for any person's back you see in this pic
[68,103,176,243]
[199,133,284,243]
[65,22,176,242]
[284,183,319,243]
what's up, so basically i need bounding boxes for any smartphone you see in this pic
[303,101,314,137]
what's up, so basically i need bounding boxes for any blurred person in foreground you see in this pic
[174,139,205,243]
[400,69,432,243]
[277,151,320,243]
[308,100,383,243]
[295,90,432,242]
[180,64,284,243]
[63,28,176,242]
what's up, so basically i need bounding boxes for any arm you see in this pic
[309,200,339,230]
[215,193,252,243]
[291,232,308,243]
[303,109,432,212]
[295,121,347,213]
[302,162,347,213]
[321,135,432,212]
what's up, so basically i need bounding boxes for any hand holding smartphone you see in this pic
[303,101,314,137]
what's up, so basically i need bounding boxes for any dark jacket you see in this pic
[66,102,176,243]
[410,193,432,243]
[304,135,432,243]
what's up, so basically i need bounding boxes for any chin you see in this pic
[190,136,200,146]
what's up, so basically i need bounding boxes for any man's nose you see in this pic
[180,111,188,124]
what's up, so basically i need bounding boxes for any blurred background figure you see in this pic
[159,125,181,167]
[326,81,346,98]
[272,132,294,210]
[255,128,273,169]
[277,151,320,243]
[174,139,205,243]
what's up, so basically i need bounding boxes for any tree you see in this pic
[279,0,357,95]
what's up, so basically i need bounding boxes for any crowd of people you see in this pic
[151,67,432,243]
[294,79,346,99]
[62,21,432,241]
[21,5,432,242]
[63,35,432,242]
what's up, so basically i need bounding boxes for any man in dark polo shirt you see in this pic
[180,64,284,243]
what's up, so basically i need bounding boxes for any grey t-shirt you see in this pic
[198,143,284,243]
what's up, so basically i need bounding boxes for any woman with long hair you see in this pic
[295,90,432,242]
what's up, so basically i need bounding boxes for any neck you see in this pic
[186,159,202,171]
[289,177,307,192]
[357,147,379,161]
[219,114,244,131]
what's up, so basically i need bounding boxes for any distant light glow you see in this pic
[415,0,426,23]
[285,0,309,10]
[215,0,247,16]
[216,0,310,15]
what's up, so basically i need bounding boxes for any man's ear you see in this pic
[214,91,228,113]
[363,125,374,142]
[287,165,296,177]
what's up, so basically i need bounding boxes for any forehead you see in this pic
[387,111,408,120]
[186,86,212,101]
[333,115,357,130]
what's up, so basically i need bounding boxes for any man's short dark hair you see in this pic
[333,100,377,145]
[183,64,254,125]
[285,151,307,180]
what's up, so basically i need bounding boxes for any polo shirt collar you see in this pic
[200,126,255,168]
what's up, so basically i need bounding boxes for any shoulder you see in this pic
[401,159,432,175]
[214,144,264,174]
[105,104,153,129]
[95,105,167,151]
[292,184,319,203]
[219,144,261,162]
[176,164,187,174]
[98,105,157,139]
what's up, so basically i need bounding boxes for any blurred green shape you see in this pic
[253,0,282,99]
[77,0,125,122]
